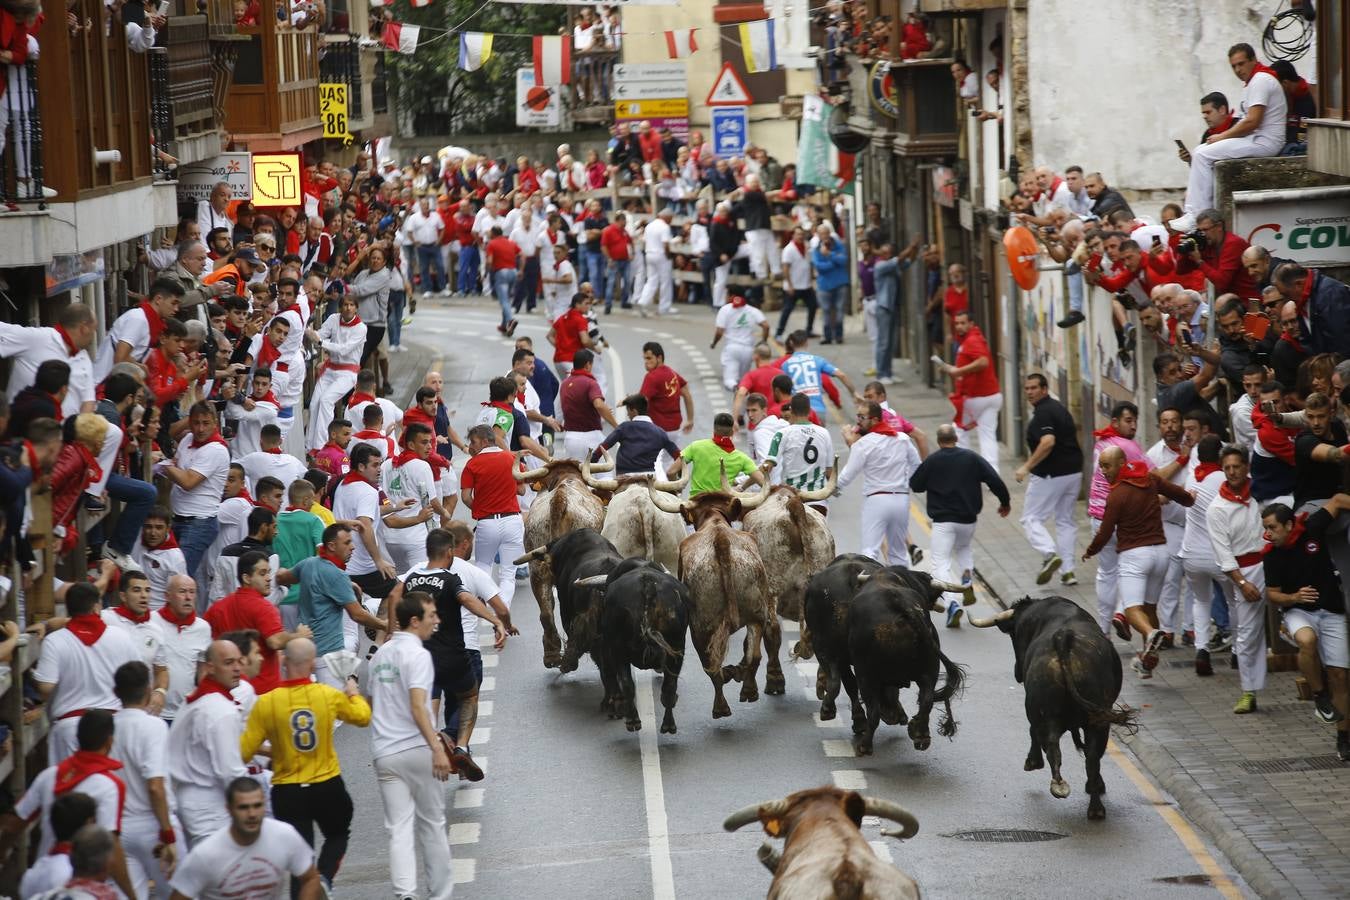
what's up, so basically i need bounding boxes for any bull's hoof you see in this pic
[1050,779,1071,799]
[850,719,867,736]
[607,708,624,720]
[660,713,677,734]
[792,640,813,660]
[626,719,642,732]
[739,684,760,703]
[765,675,786,696]
[1087,797,1106,820]
[815,669,827,699]
[1024,755,1044,772]
[854,737,874,757]
[559,657,579,675]
[819,701,837,721]
[542,651,563,669]
[712,698,732,719]
[911,736,931,751]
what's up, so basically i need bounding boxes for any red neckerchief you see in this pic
[53,323,80,357]
[340,314,362,327]
[427,452,450,481]
[186,431,229,452]
[341,469,376,487]
[66,613,107,647]
[1281,515,1308,549]
[1208,113,1238,137]
[569,368,597,384]
[713,214,730,225]
[730,295,748,308]
[712,435,736,453]
[138,301,167,346]
[54,750,123,795]
[393,447,423,468]
[1244,61,1278,83]
[348,392,377,408]
[1290,78,1311,99]
[317,546,347,569]
[867,422,900,437]
[1219,478,1252,505]
[1092,424,1121,441]
[110,605,150,624]
[1117,460,1152,488]
[147,530,181,551]
[185,676,236,705]
[404,406,436,430]
[1280,331,1306,353]
[1194,461,1221,481]
[74,441,103,485]
[23,439,41,474]
[50,841,72,856]
[1047,176,1063,197]
[158,605,196,629]
[483,400,514,413]
[1296,270,1315,316]
[232,488,255,505]
[253,390,280,408]
[261,447,284,456]
[791,238,806,256]
[257,336,282,369]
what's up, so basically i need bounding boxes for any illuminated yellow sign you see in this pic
[320,83,349,140]
[614,98,690,119]
[250,153,302,206]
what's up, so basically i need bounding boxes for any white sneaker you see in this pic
[1167,212,1197,233]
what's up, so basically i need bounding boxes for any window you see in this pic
[1320,0,1346,119]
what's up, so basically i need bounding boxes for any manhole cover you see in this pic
[1238,755,1348,775]
[945,829,1067,843]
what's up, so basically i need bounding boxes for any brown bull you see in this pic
[649,465,781,719]
[723,787,921,899]
[584,461,686,572]
[518,457,611,668]
[742,468,837,638]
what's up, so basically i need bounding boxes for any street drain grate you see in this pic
[1238,755,1348,775]
[945,829,1067,843]
[1154,875,1214,887]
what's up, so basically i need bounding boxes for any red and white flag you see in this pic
[533,35,570,86]
[381,21,420,55]
[664,28,697,59]
[409,0,432,7]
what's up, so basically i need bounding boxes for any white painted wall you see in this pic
[1026,0,1299,192]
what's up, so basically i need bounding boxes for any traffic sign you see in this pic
[705,62,752,106]
[612,63,686,83]
[517,68,560,128]
[612,82,689,101]
[711,107,748,156]
[614,98,690,119]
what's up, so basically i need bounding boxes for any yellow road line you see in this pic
[1106,744,1243,899]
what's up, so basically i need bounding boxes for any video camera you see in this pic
[1175,230,1208,256]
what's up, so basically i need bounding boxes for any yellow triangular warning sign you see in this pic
[705,62,753,107]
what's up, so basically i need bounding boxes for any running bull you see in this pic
[582,460,686,572]
[969,595,1138,819]
[574,557,689,734]
[743,472,838,625]
[723,787,921,900]
[517,457,612,668]
[513,528,623,674]
[648,465,781,719]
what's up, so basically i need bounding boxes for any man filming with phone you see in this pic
[1176,92,1236,164]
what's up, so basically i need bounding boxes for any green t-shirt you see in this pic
[274,509,325,605]
[682,439,757,497]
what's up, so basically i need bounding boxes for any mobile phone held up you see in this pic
[1174,139,1187,152]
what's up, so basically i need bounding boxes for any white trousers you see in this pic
[88,422,123,497]
[721,343,754,392]
[713,262,730,308]
[930,521,975,605]
[745,229,782,279]
[473,513,525,610]
[1090,517,1119,633]
[955,392,1001,473]
[1117,543,1168,610]
[1158,521,1194,633]
[562,429,605,462]
[1021,472,1079,571]
[123,811,182,900]
[175,782,230,849]
[1184,135,1283,214]
[862,296,878,344]
[387,540,429,576]
[1183,556,1225,650]
[307,369,357,451]
[639,254,673,313]
[49,715,79,768]
[374,747,453,900]
[656,429,682,477]
[861,493,910,566]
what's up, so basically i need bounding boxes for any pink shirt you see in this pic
[1089,434,1146,520]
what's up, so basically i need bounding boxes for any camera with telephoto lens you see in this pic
[1176,230,1208,255]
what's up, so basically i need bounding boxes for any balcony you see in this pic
[0,61,46,212]
[220,0,322,150]
[572,47,619,124]
[887,58,959,157]
[319,35,370,131]
[148,15,222,168]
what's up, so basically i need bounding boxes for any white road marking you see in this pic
[795,661,818,678]
[451,858,477,884]
[609,340,627,398]
[831,769,868,790]
[448,822,481,845]
[780,621,799,634]
[473,727,491,745]
[822,739,855,757]
[868,840,894,863]
[480,654,498,668]
[802,687,817,702]
[454,788,485,809]
[634,671,677,900]
[478,700,494,717]
[480,676,496,691]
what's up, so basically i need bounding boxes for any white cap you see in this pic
[421,155,433,164]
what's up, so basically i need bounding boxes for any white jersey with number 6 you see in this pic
[767,423,834,492]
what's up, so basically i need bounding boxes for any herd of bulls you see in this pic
[505,456,1139,896]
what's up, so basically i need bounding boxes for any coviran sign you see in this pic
[1233,187,1350,268]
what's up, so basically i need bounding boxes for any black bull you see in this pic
[513,529,624,673]
[969,595,1138,820]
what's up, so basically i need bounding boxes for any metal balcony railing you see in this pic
[319,35,363,121]
[0,60,47,209]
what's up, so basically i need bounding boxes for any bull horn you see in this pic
[580,458,620,491]
[967,607,1016,628]
[856,572,872,585]
[723,799,789,832]
[590,451,615,474]
[931,579,977,607]
[511,547,549,566]
[724,462,769,510]
[719,459,733,494]
[573,574,609,589]
[648,481,687,515]
[861,798,919,840]
[795,457,839,502]
[652,464,691,494]
[514,464,549,483]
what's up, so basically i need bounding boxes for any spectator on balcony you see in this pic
[1274,262,1350,357]
[1082,172,1132,220]
[234,0,260,26]
[1171,44,1287,229]
[1177,93,1235,165]
[572,7,600,104]
[1173,208,1256,299]
[1242,244,1292,295]
[117,0,162,54]
[1270,60,1316,155]
[197,183,233,237]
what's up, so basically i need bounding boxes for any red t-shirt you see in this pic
[453,213,476,246]
[560,371,605,432]
[460,447,521,518]
[738,363,781,401]
[641,365,687,431]
[204,586,284,694]
[600,223,631,261]
[639,131,662,163]
[955,325,1000,398]
[943,286,969,321]
[485,236,520,271]
[552,308,589,363]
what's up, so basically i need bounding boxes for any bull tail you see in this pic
[640,576,683,668]
[1053,629,1139,733]
[934,650,966,739]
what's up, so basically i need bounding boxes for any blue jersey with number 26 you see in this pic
[781,353,838,414]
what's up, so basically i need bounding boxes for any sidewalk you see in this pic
[893,359,1350,900]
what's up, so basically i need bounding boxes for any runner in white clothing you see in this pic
[763,394,835,506]
[837,401,920,565]
[153,575,213,722]
[381,422,448,572]
[305,294,367,452]
[111,662,180,900]
[712,295,770,391]
[743,393,787,478]
[637,208,675,316]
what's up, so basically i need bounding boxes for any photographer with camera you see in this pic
[1173,208,1256,299]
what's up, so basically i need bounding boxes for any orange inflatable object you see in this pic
[1003,225,1041,290]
